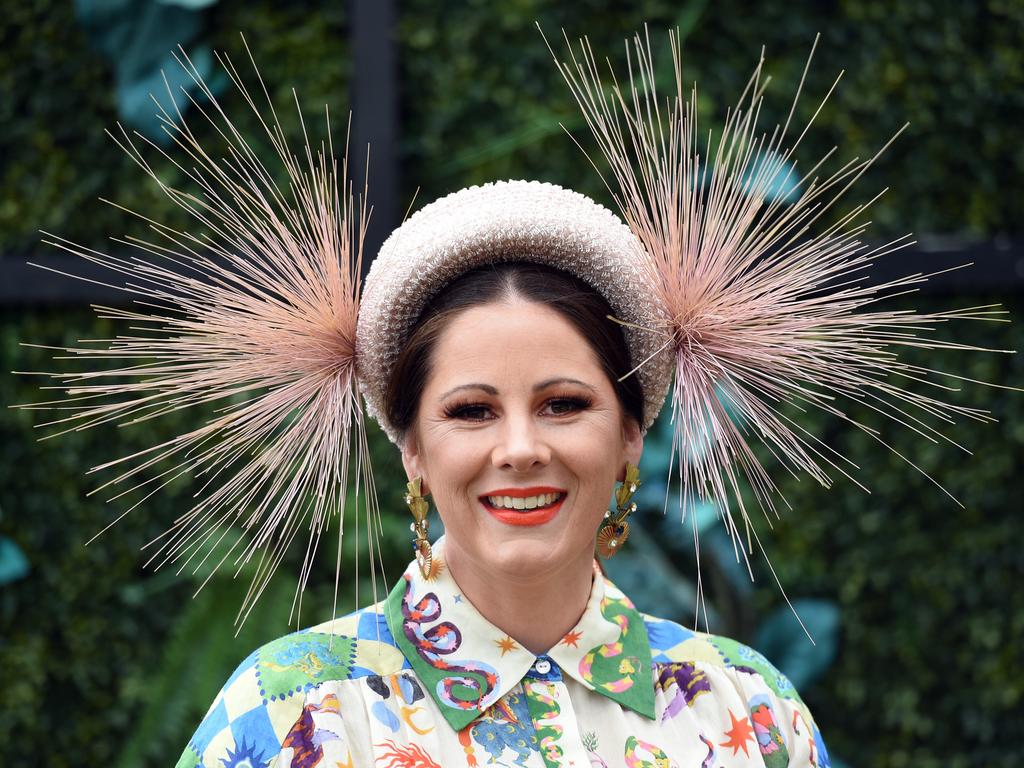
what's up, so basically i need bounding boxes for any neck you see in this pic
[443,540,596,655]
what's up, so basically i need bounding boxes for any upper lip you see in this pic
[480,486,566,498]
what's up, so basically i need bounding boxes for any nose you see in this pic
[491,410,551,472]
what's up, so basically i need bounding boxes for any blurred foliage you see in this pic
[753,297,1024,767]
[0,0,349,259]
[3,1,1022,257]
[398,0,1024,237]
[73,0,222,144]
[2,1,1022,767]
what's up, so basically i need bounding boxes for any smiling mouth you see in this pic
[479,488,567,526]
[483,491,565,510]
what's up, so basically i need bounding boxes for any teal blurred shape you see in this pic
[742,150,800,203]
[754,598,841,690]
[705,523,756,597]
[0,536,29,585]
[700,149,800,204]
[74,0,223,144]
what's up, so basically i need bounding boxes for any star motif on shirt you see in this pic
[494,635,519,656]
[561,630,583,648]
[453,594,462,603]
[720,709,755,756]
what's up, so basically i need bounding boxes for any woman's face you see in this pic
[401,298,643,584]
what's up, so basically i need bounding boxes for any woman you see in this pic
[23,28,998,768]
[175,181,829,768]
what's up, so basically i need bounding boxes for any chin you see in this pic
[487,533,580,579]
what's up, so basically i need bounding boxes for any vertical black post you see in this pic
[350,0,399,274]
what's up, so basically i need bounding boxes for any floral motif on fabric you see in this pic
[656,662,711,721]
[749,695,790,768]
[582,731,609,767]
[396,574,500,712]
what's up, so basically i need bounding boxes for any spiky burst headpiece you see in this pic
[545,28,1012,614]
[19,38,381,629]
[16,31,1011,628]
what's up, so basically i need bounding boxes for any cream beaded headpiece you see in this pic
[358,179,674,442]
[18,33,1009,626]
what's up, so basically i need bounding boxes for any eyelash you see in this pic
[443,395,594,421]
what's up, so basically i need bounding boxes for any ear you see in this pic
[620,417,644,480]
[400,431,429,495]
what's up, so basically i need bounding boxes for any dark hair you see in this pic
[385,262,644,436]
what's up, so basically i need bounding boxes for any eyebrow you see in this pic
[438,378,596,400]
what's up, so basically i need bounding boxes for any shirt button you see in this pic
[533,659,551,675]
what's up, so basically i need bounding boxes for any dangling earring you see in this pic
[405,477,435,579]
[597,463,641,558]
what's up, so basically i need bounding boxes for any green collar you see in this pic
[383,537,655,732]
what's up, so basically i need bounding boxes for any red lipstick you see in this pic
[479,486,567,527]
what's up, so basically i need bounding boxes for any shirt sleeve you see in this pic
[724,663,832,768]
[174,648,306,768]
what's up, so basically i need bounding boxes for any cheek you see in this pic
[419,428,489,500]
[560,419,624,512]
[565,410,625,463]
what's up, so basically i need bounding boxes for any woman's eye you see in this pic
[545,397,591,415]
[445,403,492,421]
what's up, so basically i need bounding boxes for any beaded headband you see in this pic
[357,179,674,443]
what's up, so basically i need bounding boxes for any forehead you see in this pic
[426,300,606,388]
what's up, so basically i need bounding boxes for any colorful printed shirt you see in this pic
[177,537,831,768]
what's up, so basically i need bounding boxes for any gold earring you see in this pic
[405,477,435,579]
[597,463,640,558]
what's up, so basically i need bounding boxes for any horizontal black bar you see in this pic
[1,256,131,306]
[0,236,1021,307]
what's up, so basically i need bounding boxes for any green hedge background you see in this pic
[1,2,1021,767]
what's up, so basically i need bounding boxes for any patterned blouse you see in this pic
[177,537,830,768]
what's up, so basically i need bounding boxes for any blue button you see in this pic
[528,655,561,681]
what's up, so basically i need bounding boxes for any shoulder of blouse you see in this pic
[642,611,805,704]
[643,612,831,767]
[176,603,406,768]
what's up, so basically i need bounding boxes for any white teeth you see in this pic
[486,492,563,510]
